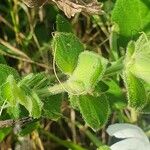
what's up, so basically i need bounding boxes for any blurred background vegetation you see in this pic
[0,0,149,149]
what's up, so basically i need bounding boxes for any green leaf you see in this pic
[124,71,147,110]
[123,34,149,110]
[67,51,108,93]
[78,95,110,131]
[7,104,27,119]
[97,145,110,150]
[0,127,11,142]
[43,94,62,120]
[1,75,28,106]
[94,81,109,96]
[1,75,42,118]
[52,32,84,74]
[27,91,43,118]
[141,83,150,113]
[19,73,51,90]
[0,56,6,64]
[19,121,39,136]
[0,64,20,85]
[112,0,150,45]
[69,95,79,110]
[128,36,150,83]
[105,79,126,110]
[56,14,73,33]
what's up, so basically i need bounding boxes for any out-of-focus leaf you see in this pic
[94,81,109,96]
[35,23,49,44]
[56,14,73,33]
[69,95,79,110]
[0,64,20,85]
[43,94,62,120]
[105,79,126,110]
[112,0,150,45]
[97,145,110,150]
[0,56,6,64]
[19,121,39,136]
[0,127,11,142]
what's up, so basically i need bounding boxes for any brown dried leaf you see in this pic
[23,0,103,18]
[52,0,103,18]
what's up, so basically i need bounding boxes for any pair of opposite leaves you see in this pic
[23,0,102,18]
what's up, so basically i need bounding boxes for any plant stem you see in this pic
[40,129,87,150]
[104,57,124,77]
[36,82,67,97]
[130,108,138,123]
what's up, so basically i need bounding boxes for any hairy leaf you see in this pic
[67,51,108,93]
[124,71,147,110]
[112,0,150,45]
[52,32,84,74]
[78,95,110,130]
[124,34,149,110]
[1,75,42,118]
[0,64,20,85]
[105,79,126,110]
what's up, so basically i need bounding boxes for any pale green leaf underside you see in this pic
[68,51,108,93]
[125,34,150,83]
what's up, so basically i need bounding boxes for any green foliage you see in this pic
[127,34,150,83]
[0,75,43,118]
[43,94,62,120]
[0,0,150,149]
[123,33,150,110]
[0,64,20,85]
[69,95,79,110]
[0,56,6,64]
[124,72,147,110]
[97,145,110,150]
[78,95,110,131]
[19,121,39,136]
[105,79,126,110]
[112,0,150,45]
[56,14,73,33]
[67,51,108,94]
[0,127,12,142]
[52,32,84,74]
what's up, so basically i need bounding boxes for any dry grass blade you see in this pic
[0,117,33,128]
[22,0,48,8]
[0,39,30,59]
